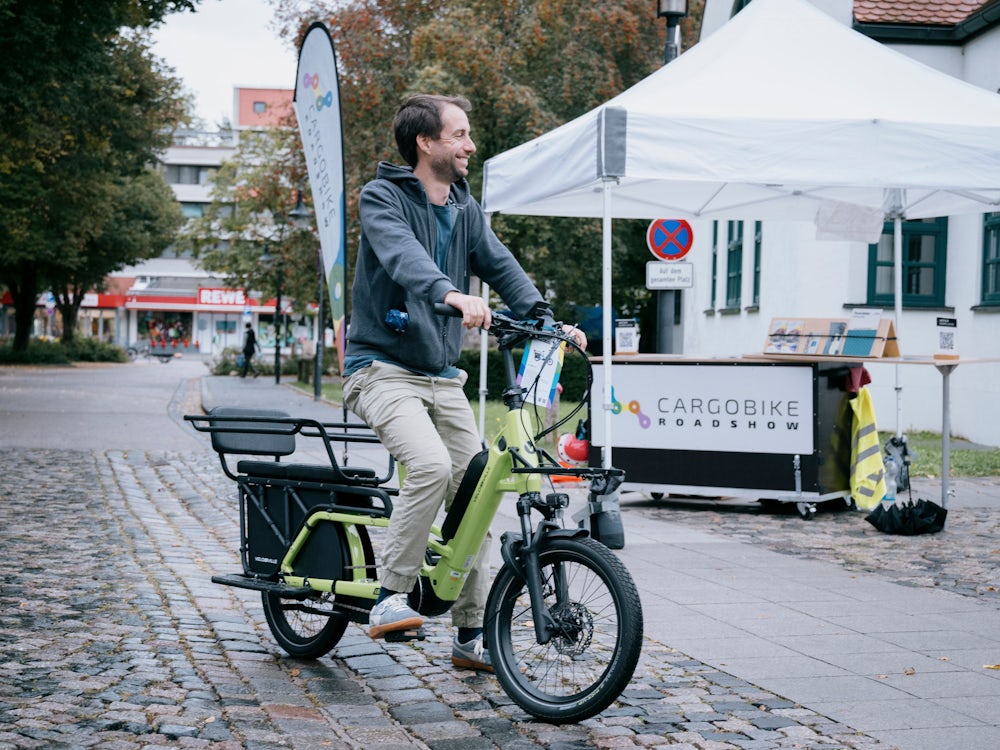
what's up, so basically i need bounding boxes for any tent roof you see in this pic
[482,0,1000,224]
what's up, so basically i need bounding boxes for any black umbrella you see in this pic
[865,498,947,535]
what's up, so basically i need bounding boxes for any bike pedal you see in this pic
[384,627,426,643]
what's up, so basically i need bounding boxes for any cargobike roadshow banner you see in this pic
[592,362,815,455]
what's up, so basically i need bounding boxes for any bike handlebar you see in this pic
[432,302,568,345]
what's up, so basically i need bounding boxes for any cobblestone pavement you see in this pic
[8,380,994,749]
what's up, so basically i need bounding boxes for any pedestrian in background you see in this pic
[240,323,259,378]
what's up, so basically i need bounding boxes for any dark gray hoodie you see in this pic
[345,162,544,375]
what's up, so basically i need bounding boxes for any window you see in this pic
[726,220,743,308]
[253,101,268,114]
[181,203,206,219]
[867,217,947,308]
[752,221,762,306]
[710,221,719,309]
[162,164,215,186]
[983,213,1000,305]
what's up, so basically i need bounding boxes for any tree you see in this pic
[50,170,184,342]
[180,126,320,317]
[0,0,197,350]
[272,0,703,347]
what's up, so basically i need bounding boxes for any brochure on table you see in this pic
[763,309,899,358]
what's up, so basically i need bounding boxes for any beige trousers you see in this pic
[342,361,491,627]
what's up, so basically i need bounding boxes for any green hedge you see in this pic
[210,347,339,378]
[63,337,128,363]
[456,347,591,404]
[0,337,126,364]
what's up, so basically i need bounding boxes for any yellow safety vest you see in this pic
[849,388,886,510]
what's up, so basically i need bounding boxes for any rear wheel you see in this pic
[485,536,643,723]
[262,591,348,658]
[261,515,366,658]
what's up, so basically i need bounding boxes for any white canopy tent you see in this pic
[481,0,1000,466]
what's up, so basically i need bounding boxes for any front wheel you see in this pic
[485,536,643,723]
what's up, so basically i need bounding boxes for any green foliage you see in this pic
[209,347,310,378]
[62,338,128,363]
[455,347,590,405]
[0,337,125,364]
[0,2,194,350]
[0,339,71,365]
[210,348,242,376]
[271,0,700,334]
[881,431,1000,479]
[180,127,321,315]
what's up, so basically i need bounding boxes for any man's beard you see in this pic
[431,153,465,183]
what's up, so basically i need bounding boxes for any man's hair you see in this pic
[393,94,472,168]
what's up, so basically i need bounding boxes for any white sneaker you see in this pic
[451,634,493,672]
[368,593,423,639]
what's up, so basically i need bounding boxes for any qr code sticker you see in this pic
[938,331,956,352]
[618,331,636,349]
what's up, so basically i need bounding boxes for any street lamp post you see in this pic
[655,0,689,354]
[657,0,688,65]
[313,265,324,401]
[286,189,320,400]
[260,245,285,385]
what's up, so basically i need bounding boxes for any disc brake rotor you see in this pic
[550,601,593,656]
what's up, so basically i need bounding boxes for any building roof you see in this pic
[854,0,995,26]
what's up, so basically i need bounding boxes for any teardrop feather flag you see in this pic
[293,22,347,375]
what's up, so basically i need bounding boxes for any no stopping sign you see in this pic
[646,219,693,262]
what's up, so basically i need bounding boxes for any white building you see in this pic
[108,87,294,358]
[679,0,1000,446]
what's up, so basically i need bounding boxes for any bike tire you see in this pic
[260,516,359,659]
[485,536,643,723]
[261,591,349,658]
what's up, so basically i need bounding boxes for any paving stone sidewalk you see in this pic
[1,436,897,750]
[11,367,1000,749]
[624,490,1000,608]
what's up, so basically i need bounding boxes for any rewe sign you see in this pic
[198,288,247,307]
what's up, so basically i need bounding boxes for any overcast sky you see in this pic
[151,0,298,127]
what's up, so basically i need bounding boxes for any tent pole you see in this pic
[894,213,903,440]
[602,180,614,468]
[479,281,491,442]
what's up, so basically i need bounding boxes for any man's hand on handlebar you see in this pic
[563,325,587,351]
[435,297,585,350]
[443,291,492,330]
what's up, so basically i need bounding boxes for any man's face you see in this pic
[427,103,476,183]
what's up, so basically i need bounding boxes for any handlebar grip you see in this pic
[433,302,463,318]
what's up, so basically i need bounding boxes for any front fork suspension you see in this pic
[499,491,580,645]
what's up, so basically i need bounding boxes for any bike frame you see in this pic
[276,316,612,619]
[188,310,638,723]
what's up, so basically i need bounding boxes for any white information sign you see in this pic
[935,316,958,360]
[593,363,814,455]
[646,261,693,289]
[615,319,640,354]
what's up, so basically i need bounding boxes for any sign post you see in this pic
[647,219,694,353]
